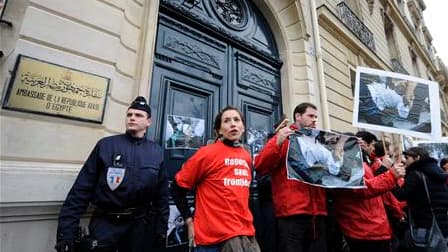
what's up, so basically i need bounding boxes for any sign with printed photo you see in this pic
[0,0,6,19]
[401,135,414,152]
[413,140,448,162]
[165,115,205,149]
[247,127,269,156]
[2,55,109,123]
[166,205,188,247]
[353,66,441,140]
[286,129,365,188]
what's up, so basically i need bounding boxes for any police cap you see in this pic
[128,96,151,117]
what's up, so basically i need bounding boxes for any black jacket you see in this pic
[56,133,169,241]
[393,158,448,237]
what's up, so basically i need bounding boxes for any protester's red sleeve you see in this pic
[348,167,397,199]
[254,135,284,176]
[382,192,404,219]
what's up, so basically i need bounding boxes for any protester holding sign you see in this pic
[332,131,406,252]
[371,140,406,252]
[255,102,327,252]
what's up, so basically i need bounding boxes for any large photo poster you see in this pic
[413,140,448,162]
[286,129,365,188]
[353,67,442,140]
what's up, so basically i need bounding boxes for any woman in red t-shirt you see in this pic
[171,106,259,252]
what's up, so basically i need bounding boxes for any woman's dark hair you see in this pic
[403,147,430,160]
[213,106,245,138]
[440,158,448,168]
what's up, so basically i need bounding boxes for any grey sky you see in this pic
[423,0,448,65]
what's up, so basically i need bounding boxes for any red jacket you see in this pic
[333,163,397,240]
[254,128,327,217]
[371,157,406,215]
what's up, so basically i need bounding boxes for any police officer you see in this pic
[55,96,169,252]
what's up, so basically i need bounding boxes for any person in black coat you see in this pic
[55,96,169,252]
[392,147,448,239]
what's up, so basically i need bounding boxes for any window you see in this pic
[407,0,422,31]
[410,49,421,77]
[349,66,357,96]
[383,14,399,60]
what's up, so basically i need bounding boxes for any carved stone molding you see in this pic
[161,0,282,66]
[159,15,227,50]
[241,68,276,91]
[211,0,249,30]
[164,36,220,68]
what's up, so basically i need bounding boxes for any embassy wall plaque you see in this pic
[3,55,109,123]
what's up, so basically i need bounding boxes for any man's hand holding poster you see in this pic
[286,129,366,188]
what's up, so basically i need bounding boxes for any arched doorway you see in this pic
[149,1,282,250]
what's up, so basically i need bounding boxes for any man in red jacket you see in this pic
[255,102,327,252]
[371,141,406,252]
[332,131,406,252]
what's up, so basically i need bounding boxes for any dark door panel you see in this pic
[149,67,221,179]
[234,50,281,100]
[238,93,279,156]
[156,14,228,83]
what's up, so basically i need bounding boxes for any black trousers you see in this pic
[88,215,156,252]
[345,237,391,252]
[277,215,327,252]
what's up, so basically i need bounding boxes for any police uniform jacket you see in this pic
[56,133,168,241]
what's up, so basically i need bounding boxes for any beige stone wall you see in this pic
[0,0,153,185]
[319,25,356,133]
[259,0,318,120]
[0,0,158,251]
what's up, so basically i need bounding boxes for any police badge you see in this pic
[107,154,125,191]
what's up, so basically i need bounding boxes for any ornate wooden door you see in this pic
[149,1,282,250]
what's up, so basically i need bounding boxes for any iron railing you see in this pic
[391,58,409,75]
[337,2,376,51]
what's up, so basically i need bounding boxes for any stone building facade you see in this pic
[0,0,446,251]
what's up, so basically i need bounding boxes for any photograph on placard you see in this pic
[413,140,448,162]
[286,129,365,189]
[353,67,441,140]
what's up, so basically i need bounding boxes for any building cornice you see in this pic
[384,0,438,76]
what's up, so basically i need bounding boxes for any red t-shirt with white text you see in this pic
[175,141,255,245]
